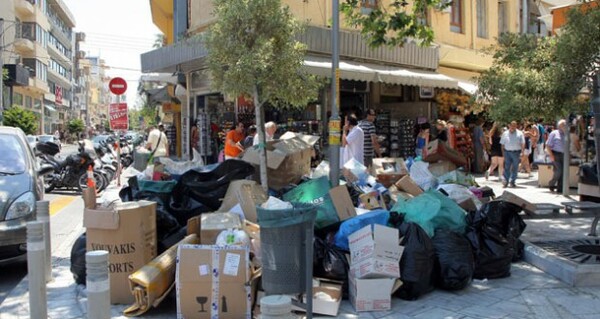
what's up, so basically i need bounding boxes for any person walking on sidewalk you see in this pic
[358,109,381,168]
[224,122,246,160]
[486,122,504,181]
[500,121,525,188]
[546,119,567,193]
[342,114,364,165]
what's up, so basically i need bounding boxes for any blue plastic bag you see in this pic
[334,209,390,250]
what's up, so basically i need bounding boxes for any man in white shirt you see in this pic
[342,114,364,165]
[146,124,169,159]
[253,121,277,146]
[500,121,525,188]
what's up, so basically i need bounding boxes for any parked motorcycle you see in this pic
[37,140,108,193]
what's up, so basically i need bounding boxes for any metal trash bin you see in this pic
[257,203,317,295]
[133,148,151,172]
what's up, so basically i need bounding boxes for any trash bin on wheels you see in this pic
[257,203,317,318]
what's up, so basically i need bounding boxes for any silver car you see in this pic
[0,127,52,265]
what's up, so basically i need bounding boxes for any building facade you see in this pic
[1,0,76,134]
[77,56,111,133]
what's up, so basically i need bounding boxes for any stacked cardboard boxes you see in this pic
[347,224,403,312]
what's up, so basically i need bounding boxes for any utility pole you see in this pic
[329,0,341,186]
[591,74,600,187]
[1,18,5,125]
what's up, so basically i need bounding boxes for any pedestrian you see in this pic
[473,119,485,173]
[243,125,257,149]
[358,108,381,168]
[486,122,504,181]
[520,124,533,177]
[534,118,547,161]
[145,123,169,161]
[435,120,448,143]
[546,119,567,193]
[253,121,277,146]
[342,114,364,165]
[500,121,525,188]
[224,122,245,160]
[415,123,430,158]
[569,125,583,159]
[191,118,199,152]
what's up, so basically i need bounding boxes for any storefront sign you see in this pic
[109,103,129,130]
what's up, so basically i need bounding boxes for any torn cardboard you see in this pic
[176,245,251,319]
[218,180,268,223]
[394,175,424,196]
[84,200,157,304]
[424,139,468,167]
[500,191,537,213]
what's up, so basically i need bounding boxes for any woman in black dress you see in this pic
[485,123,504,181]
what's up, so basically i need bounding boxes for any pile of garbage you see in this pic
[71,132,528,317]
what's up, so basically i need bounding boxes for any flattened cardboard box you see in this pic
[349,275,396,312]
[176,245,251,319]
[500,191,537,213]
[394,175,424,196]
[84,200,157,304]
[348,224,402,265]
[424,139,468,167]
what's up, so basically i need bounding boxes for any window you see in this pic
[451,0,463,33]
[477,0,488,38]
[25,96,33,108]
[13,93,23,106]
[498,1,509,35]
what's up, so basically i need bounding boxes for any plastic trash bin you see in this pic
[133,148,152,172]
[257,203,317,295]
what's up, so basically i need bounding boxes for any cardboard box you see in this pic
[394,175,424,196]
[423,139,468,167]
[349,276,396,312]
[537,163,579,188]
[291,278,343,316]
[458,197,478,212]
[348,224,402,265]
[350,257,400,279]
[218,180,268,223]
[176,245,251,319]
[371,158,408,187]
[359,191,387,210]
[329,185,357,222]
[200,212,243,245]
[500,191,537,213]
[242,132,319,190]
[427,160,457,177]
[579,182,600,198]
[84,200,157,304]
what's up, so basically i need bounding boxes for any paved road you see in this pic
[0,145,83,305]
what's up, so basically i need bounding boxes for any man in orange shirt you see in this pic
[224,122,246,159]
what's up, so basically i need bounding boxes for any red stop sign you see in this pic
[109,77,127,95]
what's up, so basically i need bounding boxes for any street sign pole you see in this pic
[591,74,600,188]
[329,0,341,186]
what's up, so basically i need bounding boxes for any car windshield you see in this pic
[0,134,26,174]
[38,135,54,143]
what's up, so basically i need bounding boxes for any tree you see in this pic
[4,106,38,135]
[205,0,321,191]
[153,34,165,48]
[67,118,85,137]
[340,0,451,47]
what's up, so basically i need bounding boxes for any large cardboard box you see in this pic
[199,212,243,245]
[84,200,157,304]
[176,245,251,319]
[349,275,396,312]
[423,139,468,167]
[371,158,408,187]
[350,257,400,279]
[394,175,424,196]
[537,163,579,188]
[348,224,402,265]
[242,132,318,190]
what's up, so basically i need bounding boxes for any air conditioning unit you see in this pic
[76,32,86,42]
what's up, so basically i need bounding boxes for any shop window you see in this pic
[450,0,463,33]
[25,96,33,109]
[477,0,488,38]
[13,93,23,106]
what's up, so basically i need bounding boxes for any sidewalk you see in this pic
[2,171,600,318]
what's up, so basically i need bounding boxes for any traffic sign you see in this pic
[109,77,127,95]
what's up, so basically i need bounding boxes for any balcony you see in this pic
[15,0,35,16]
[48,68,72,89]
[14,38,35,54]
[28,77,50,94]
[141,38,208,73]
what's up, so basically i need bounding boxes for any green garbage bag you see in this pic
[391,189,467,237]
[282,177,340,229]
[137,179,177,193]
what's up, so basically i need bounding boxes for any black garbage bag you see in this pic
[431,229,474,290]
[173,159,255,210]
[466,200,525,279]
[313,236,350,299]
[168,195,211,226]
[70,233,87,285]
[395,222,436,300]
[579,162,598,185]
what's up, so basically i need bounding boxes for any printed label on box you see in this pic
[223,253,241,276]
[199,264,209,276]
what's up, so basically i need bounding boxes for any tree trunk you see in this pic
[253,86,268,192]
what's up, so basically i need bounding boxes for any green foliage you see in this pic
[205,0,320,109]
[3,106,38,135]
[340,0,449,47]
[67,119,85,135]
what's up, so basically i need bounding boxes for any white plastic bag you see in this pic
[409,161,437,191]
[260,196,293,210]
[437,183,483,211]
[215,229,250,246]
[311,160,330,179]
[158,157,204,175]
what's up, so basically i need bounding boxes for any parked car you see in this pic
[0,127,53,265]
[26,135,39,153]
[38,134,61,151]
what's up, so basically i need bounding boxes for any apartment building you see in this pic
[78,56,111,132]
[1,0,75,134]
[142,0,460,160]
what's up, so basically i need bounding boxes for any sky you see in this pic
[62,0,161,108]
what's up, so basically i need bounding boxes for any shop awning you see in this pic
[303,56,458,89]
[44,104,57,112]
[458,80,478,95]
